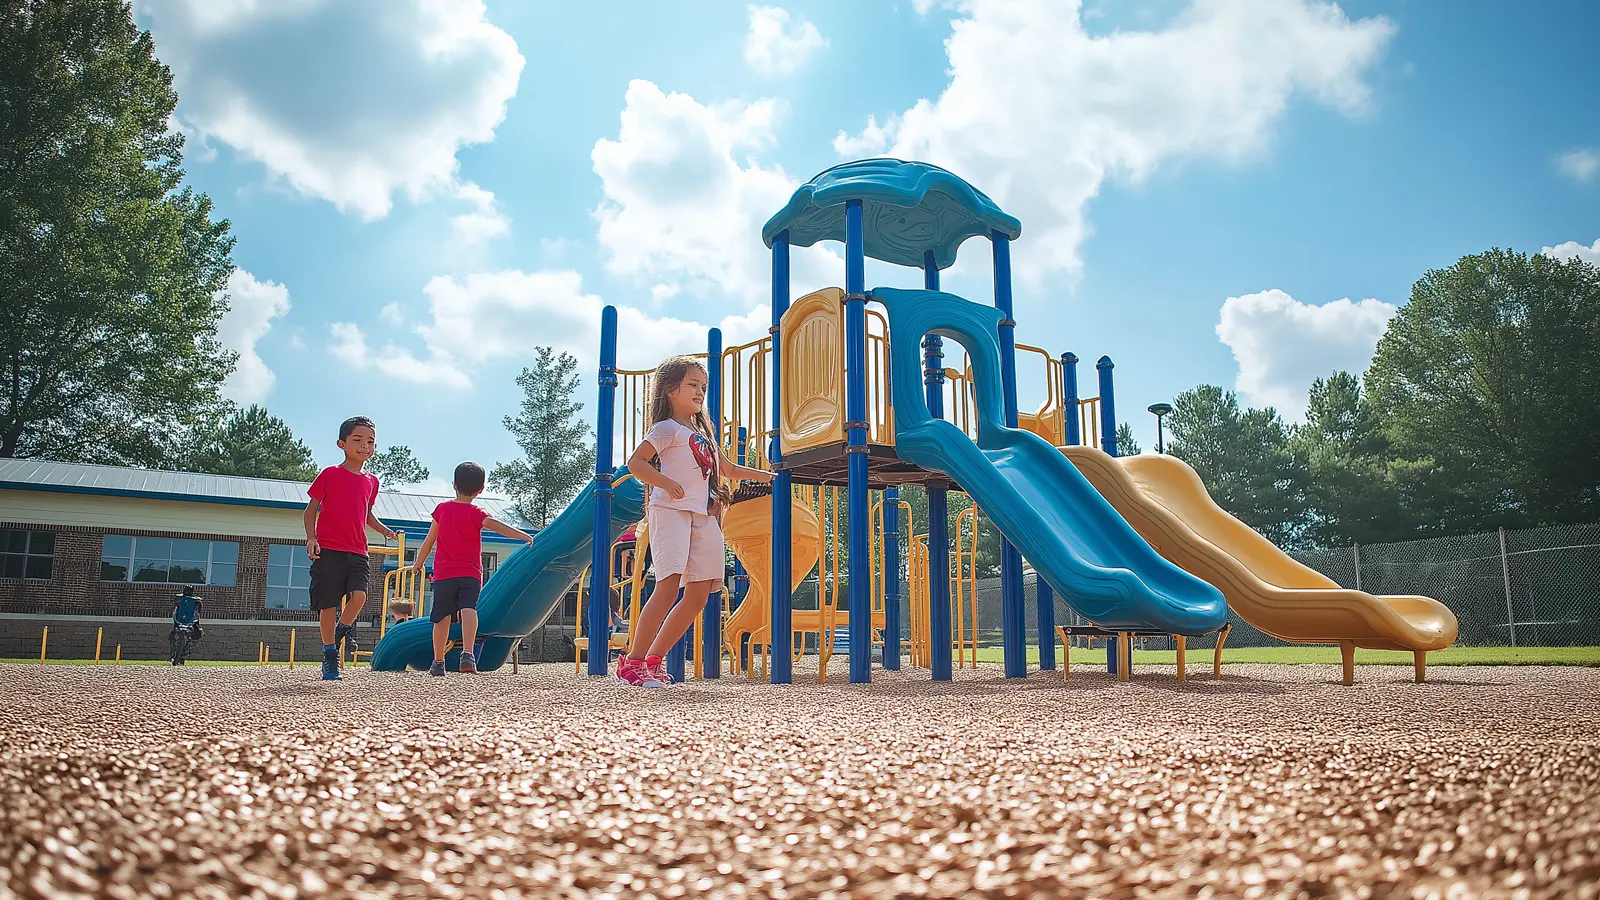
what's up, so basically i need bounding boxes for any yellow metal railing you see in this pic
[615,353,710,465]
[1077,396,1101,448]
[349,533,419,666]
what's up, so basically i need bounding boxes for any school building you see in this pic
[0,459,573,663]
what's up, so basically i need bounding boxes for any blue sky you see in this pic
[133,0,1599,491]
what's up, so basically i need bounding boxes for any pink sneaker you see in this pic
[641,655,672,688]
[617,656,648,686]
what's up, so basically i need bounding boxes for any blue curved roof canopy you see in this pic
[762,158,1021,270]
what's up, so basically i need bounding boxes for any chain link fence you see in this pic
[960,522,1600,650]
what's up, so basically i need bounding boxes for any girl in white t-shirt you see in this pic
[621,355,773,687]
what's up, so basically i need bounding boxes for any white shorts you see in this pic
[647,507,724,583]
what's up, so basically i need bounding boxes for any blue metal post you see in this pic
[666,600,688,682]
[844,199,871,684]
[769,232,794,684]
[701,327,724,679]
[1062,353,1081,446]
[923,251,953,682]
[1098,356,1118,457]
[1098,353,1120,675]
[993,234,1027,680]
[883,487,901,670]
[587,306,619,676]
[1037,575,1056,671]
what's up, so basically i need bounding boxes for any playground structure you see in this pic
[373,157,1457,684]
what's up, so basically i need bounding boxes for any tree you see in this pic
[1366,249,1600,531]
[1115,422,1141,456]
[897,485,1002,579]
[367,446,429,487]
[184,405,317,481]
[492,347,592,527]
[0,1,237,465]
[1167,385,1308,547]
[1289,371,1426,546]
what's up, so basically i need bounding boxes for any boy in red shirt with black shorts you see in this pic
[411,462,533,675]
[304,416,398,681]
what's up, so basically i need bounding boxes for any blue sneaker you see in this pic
[322,652,341,681]
[459,651,477,674]
[429,660,445,676]
[334,622,352,646]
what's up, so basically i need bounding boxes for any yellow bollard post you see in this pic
[264,645,270,665]
[289,629,296,670]
[95,627,103,664]
[39,626,47,664]
[258,642,265,665]
[115,645,122,665]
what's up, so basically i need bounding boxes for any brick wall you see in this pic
[0,520,385,624]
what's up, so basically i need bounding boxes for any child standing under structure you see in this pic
[621,355,772,687]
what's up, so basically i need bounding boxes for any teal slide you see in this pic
[370,468,646,672]
[874,287,1227,634]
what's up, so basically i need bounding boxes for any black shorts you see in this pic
[430,577,481,623]
[309,549,371,611]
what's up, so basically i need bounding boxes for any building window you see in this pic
[266,544,313,610]
[1,529,54,580]
[101,536,238,587]
[482,552,498,578]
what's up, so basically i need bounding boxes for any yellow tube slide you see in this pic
[1061,447,1457,664]
[720,494,822,675]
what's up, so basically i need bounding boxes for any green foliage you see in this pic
[366,446,429,487]
[896,484,1001,578]
[492,347,592,528]
[184,405,316,482]
[1366,249,1600,531]
[1290,371,1426,545]
[1115,422,1141,457]
[1167,385,1308,547]
[0,0,236,465]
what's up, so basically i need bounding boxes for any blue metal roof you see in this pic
[762,158,1022,270]
[0,459,534,531]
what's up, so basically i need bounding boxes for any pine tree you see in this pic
[367,446,429,487]
[184,405,317,481]
[492,348,592,527]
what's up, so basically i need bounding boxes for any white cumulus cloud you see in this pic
[591,80,839,307]
[216,269,290,404]
[1556,149,1599,184]
[836,0,1394,280]
[1543,238,1600,265]
[329,322,471,389]
[451,181,511,244]
[744,5,827,74]
[329,270,771,390]
[136,0,524,220]
[1216,289,1397,418]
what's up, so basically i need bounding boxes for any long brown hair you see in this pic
[648,355,730,508]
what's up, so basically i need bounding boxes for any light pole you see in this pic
[1147,402,1173,454]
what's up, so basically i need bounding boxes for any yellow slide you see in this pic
[720,493,822,677]
[1061,447,1458,683]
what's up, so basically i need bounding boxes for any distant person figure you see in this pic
[411,462,534,676]
[169,586,202,665]
[389,598,416,625]
[304,415,399,681]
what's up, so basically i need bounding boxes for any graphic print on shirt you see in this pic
[689,433,715,480]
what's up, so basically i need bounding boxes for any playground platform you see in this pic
[2,662,1596,897]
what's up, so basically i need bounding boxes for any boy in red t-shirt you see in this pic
[304,416,398,681]
[410,462,533,675]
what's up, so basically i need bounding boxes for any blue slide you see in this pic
[370,468,646,672]
[875,287,1227,634]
